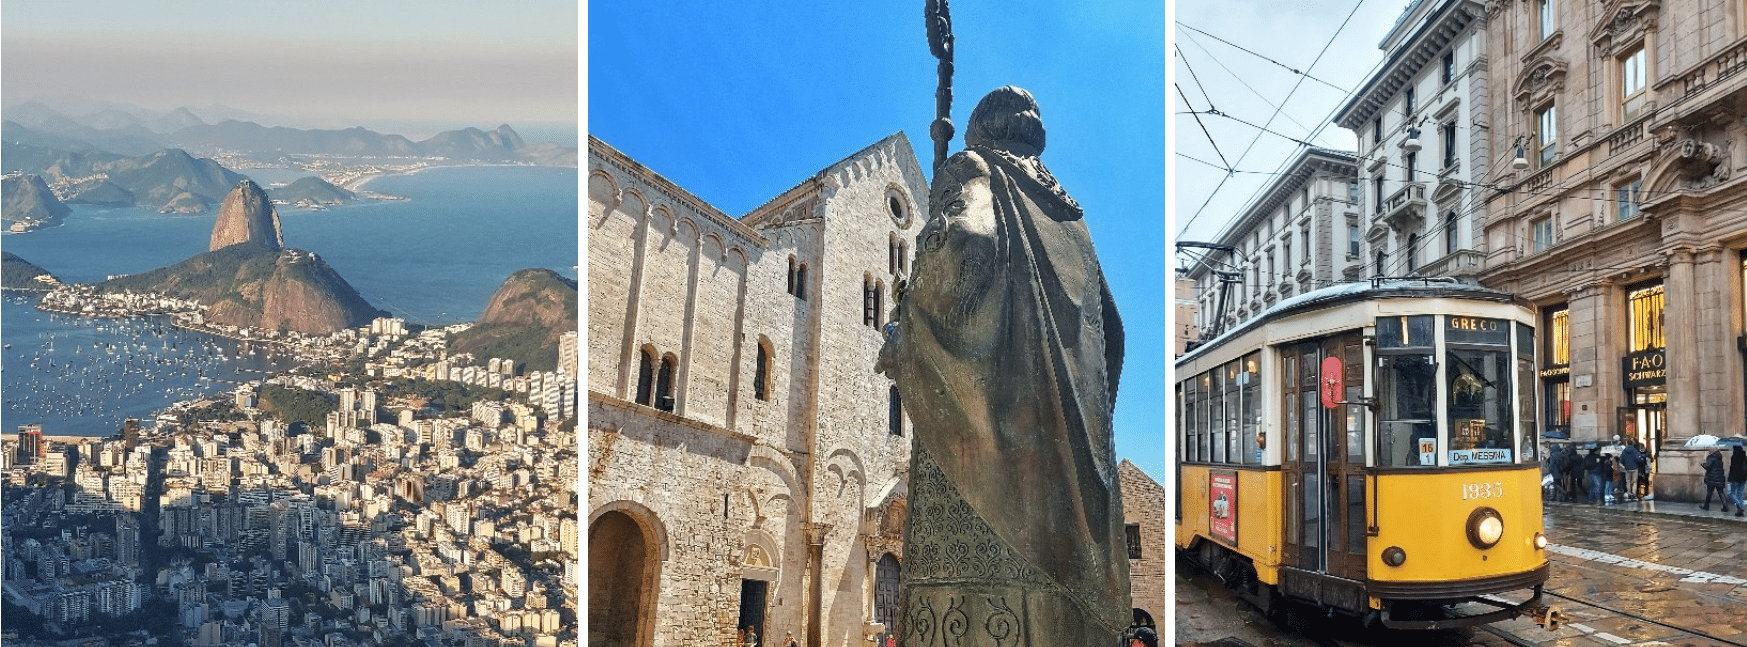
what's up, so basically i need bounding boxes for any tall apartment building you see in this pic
[1335,0,1492,280]
[1182,148,1360,340]
[1478,0,1747,498]
[588,134,923,647]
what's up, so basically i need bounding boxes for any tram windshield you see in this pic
[1375,314,1532,467]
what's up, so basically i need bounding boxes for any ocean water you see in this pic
[5,165,578,324]
[2,165,577,436]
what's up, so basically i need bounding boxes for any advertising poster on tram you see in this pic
[1210,471,1238,545]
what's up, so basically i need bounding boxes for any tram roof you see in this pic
[1178,278,1524,365]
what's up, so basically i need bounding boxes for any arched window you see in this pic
[1374,250,1388,277]
[874,280,885,328]
[889,386,903,436]
[787,256,797,295]
[754,339,772,401]
[898,241,909,275]
[889,234,899,275]
[656,354,677,413]
[635,347,656,406]
[863,276,876,326]
[795,263,808,300]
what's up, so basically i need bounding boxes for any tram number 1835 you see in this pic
[1462,482,1505,500]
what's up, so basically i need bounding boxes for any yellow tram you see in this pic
[1176,279,1552,629]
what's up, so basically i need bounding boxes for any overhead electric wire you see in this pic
[1177,22,1353,95]
[1176,0,1371,240]
[1179,34,1320,138]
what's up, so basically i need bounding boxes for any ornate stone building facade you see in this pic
[1479,0,1747,498]
[587,134,925,647]
[1336,0,1492,281]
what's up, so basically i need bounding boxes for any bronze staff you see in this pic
[925,0,954,173]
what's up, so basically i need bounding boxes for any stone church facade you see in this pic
[587,133,927,647]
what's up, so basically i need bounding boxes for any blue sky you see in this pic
[588,1,1173,476]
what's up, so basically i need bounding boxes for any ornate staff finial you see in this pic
[925,0,955,173]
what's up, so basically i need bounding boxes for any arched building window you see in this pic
[656,353,677,412]
[754,339,773,401]
[874,280,885,327]
[787,256,797,295]
[863,276,877,326]
[795,263,808,300]
[889,386,903,436]
[635,347,656,406]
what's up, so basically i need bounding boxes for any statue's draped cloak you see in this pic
[894,146,1127,644]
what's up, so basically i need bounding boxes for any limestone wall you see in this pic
[588,133,925,647]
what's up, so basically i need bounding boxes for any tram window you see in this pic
[1183,378,1200,462]
[1517,322,1538,462]
[1376,315,1435,348]
[1347,478,1366,553]
[1210,369,1227,464]
[1447,347,1513,461]
[1199,374,1213,462]
[1378,354,1437,466]
[1283,352,1300,463]
[1241,353,1260,465]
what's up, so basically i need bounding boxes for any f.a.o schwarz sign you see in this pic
[1622,348,1666,387]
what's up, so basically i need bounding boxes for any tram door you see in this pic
[1282,333,1368,580]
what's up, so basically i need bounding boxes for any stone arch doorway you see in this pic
[589,510,657,646]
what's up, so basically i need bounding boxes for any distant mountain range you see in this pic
[3,174,72,230]
[3,101,576,163]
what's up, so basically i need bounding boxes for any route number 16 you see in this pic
[1463,482,1504,500]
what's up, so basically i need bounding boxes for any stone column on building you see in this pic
[1666,248,1700,443]
[1693,248,1743,436]
[804,522,832,647]
[616,198,653,399]
[1568,281,1621,442]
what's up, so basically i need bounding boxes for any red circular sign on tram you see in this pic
[1320,356,1343,409]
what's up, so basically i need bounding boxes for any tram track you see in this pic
[1478,587,1747,647]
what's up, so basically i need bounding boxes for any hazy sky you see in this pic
[2,0,577,130]
[589,1,1171,475]
[1174,0,1405,245]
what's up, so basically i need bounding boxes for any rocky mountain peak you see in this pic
[209,178,283,252]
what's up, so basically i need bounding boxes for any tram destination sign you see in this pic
[1622,348,1666,387]
[1449,448,1513,465]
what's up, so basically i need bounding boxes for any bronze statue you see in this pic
[878,85,1129,646]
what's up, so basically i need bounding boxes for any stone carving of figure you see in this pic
[877,85,1129,646]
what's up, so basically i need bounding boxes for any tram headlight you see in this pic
[1382,546,1407,567]
[1466,507,1504,549]
[1533,532,1548,550]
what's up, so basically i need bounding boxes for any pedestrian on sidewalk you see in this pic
[1727,446,1747,517]
[1547,444,1565,501]
[1701,448,1728,511]
[1564,445,1584,501]
[1621,440,1645,501]
[1585,447,1606,503]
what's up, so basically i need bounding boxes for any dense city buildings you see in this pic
[587,134,924,647]
[2,313,579,647]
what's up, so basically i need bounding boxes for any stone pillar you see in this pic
[1568,280,1621,442]
[1692,248,1743,436]
[1666,249,1699,443]
[804,522,831,647]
